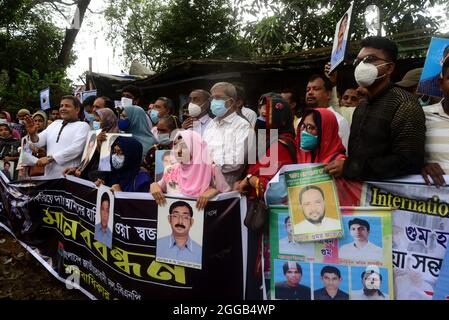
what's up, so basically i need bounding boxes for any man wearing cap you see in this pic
[339,218,383,262]
[14,109,31,138]
[352,265,390,300]
[395,68,433,107]
[275,261,311,300]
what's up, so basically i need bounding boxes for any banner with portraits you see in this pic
[266,164,449,300]
[270,205,393,300]
[0,175,246,300]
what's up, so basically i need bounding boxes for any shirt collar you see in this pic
[199,114,211,124]
[213,111,237,125]
[169,234,194,252]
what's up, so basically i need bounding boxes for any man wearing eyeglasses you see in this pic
[325,36,426,180]
[156,200,202,266]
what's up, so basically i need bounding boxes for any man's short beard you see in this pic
[306,212,325,225]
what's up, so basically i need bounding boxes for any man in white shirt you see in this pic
[279,216,315,257]
[351,265,390,300]
[294,185,341,234]
[339,218,383,262]
[300,74,350,150]
[181,89,212,136]
[203,82,254,188]
[23,95,90,177]
[421,58,449,187]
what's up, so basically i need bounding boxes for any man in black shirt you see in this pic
[275,261,311,300]
[325,36,426,180]
[314,265,349,300]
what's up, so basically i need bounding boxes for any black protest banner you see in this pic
[0,176,246,300]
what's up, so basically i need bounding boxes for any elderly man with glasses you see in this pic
[324,36,426,180]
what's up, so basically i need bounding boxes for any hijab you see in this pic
[96,108,119,133]
[32,110,48,130]
[123,106,157,160]
[109,136,143,190]
[297,108,346,163]
[173,130,214,197]
[0,111,21,140]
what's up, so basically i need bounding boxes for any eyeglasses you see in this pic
[170,214,191,221]
[353,55,391,67]
[300,123,317,133]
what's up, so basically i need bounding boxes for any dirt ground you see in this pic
[0,230,88,300]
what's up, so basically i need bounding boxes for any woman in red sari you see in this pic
[235,92,298,198]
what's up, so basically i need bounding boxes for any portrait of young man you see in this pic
[94,191,113,248]
[314,265,349,300]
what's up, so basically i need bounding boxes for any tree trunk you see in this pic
[57,0,91,68]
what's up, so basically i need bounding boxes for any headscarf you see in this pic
[123,106,157,160]
[297,108,346,164]
[109,136,143,190]
[173,130,213,197]
[0,111,21,140]
[257,93,297,160]
[32,110,48,130]
[95,108,119,133]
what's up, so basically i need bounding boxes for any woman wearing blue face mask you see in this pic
[118,106,157,162]
[143,115,180,181]
[296,108,346,164]
[106,136,152,192]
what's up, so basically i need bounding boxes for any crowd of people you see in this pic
[0,35,448,300]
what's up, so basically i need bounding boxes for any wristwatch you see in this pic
[246,174,253,183]
[46,155,54,163]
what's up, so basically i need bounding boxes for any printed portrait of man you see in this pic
[293,185,341,234]
[156,200,202,266]
[274,261,311,300]
[352,265,390,300]
[314,265,349,300]
[278,216,315,257]
[79,133,97,171]
[418,44,449,97]
[339,217,383,262]
[331,12,349,69]
[94,192,113,248]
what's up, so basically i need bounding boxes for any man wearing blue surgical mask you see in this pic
[149,97,175,138]
[82,95,97,128]
[203,82,254,188]
[325,36,426,180]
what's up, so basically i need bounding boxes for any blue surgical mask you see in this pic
[211,99,229,117]
[150,110,159,124]
[300,130,318,151]
[92,121,101,131]
[111,153,125,169]
[118,118,130,131]
[0,119,7,124]
[158,133,171,145]
[86,113,95,123]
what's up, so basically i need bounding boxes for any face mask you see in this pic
[92,121,101,131]
[121,97,133,107]
[0,119,8,124]
[149,109,159,124]
[118,118,130,131]
[158,133,171,145]
[19,120,26,125]
[86,113,95,123]
[211,99,229,118]
[418,96,430,107]
[300,130,318,151]
[188,102,202,117]
[111,153,125,169]
[257,116,266,122]
[354,61,390,88]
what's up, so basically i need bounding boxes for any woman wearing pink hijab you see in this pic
[0,111,21,140]
[150,130,230,209]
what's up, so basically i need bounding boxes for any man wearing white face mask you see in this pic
[325,36,426,180]
[181,89,212,136]
[203,82,254,187]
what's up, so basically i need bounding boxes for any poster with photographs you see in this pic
[98,133,132,172]
[329,2,353,72]
[94,185,114,248]
[79,130,100,172]
[156,198,204,270]
[154,149,175,182]
[417,37,449,97]
[270,206,394,300]
[40,88,50,111]
[285,165,343,242]
[0,160,15,181]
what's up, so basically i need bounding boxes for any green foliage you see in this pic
[105,0,252,71]
[237,0,446,57]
